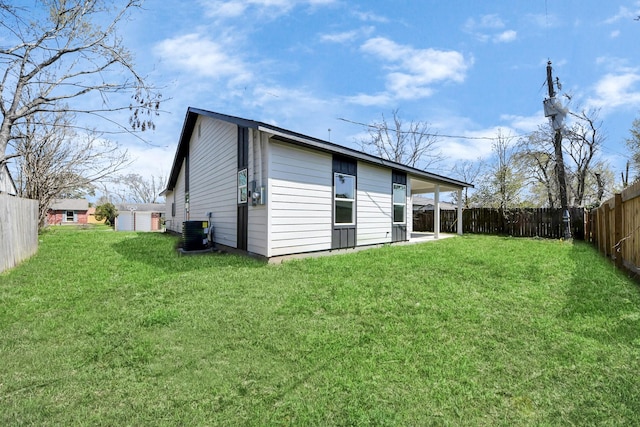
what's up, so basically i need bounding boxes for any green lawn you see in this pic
[1,227,639,426]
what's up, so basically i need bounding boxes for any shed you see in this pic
[114,203,165,232]
[163,108,472,260]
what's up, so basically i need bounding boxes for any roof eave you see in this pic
[263,127,472,189]
[164,107,473,192]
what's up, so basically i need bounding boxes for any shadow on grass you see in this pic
[562,241,640,346]
[110,232,264,273]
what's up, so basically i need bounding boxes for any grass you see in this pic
[1,226,639,425]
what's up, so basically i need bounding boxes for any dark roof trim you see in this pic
[164,107,473,191]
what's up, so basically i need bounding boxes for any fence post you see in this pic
[603,204,610,256]
[614,193,623,269]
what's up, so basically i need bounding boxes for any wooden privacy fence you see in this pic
[586,180,640,277]
[0,194,38,273]
[414,207,585,239]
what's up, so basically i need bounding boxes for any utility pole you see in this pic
[545,60,571,239]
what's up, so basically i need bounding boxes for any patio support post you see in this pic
[434,184,440,239]
[457,189,463,235]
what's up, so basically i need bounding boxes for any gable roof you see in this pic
[114,203,165,213]
[49,199,89,211]
[165,107,473,192]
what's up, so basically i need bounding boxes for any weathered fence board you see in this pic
[588,180,640,277]
[0,195,38,273]
[414,207,585,239]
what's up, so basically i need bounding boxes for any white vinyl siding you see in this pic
[167,160,186,233]
[269,141,332,257]
[0,166,17,195]
[163,191,176,232]
[357,163,392,245]
[188,117,238,248]
[247,130,268,257]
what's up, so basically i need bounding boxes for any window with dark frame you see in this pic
[393,183,406,224]
[334,173,355,224]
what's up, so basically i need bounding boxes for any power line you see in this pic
[337,117,528,141]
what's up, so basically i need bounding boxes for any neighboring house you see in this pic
[0,164,17,195]
[412,196,457,212]
[47,199,89,225]
[163,108,472,260]
[114,203,165,232]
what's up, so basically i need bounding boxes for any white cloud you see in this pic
[319,26,374,44]
[199,0,337,19]
[320,30,359,43]
[500,113,546,133]
[494,30,517,43]
[154,33,252,85]
[464,14,505,32]
[443,140,492,163]
[610,30,621,38]
[345,92,394,107]
[204,0,247,17]
[603,5,640,24]
[124,145,175,179]
[430,116,517,163]
[438,129,502,162]
[588,72,640,110]
[595,56,635,73]
[248,84,332,119]
[356,37,469,104]
[353,10,389,23]
[464,14,517,43]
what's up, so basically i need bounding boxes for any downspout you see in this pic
[257,129,263,190]
[251,129,264,204]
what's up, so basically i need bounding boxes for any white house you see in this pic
[0,163,17,196]
[163,108,471,260]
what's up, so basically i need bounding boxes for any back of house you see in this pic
[163,108,470,260]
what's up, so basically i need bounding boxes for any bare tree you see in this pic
[0,0,161,165]
[517,125,558,208]
[473,131,525,209]
[450,159,484,208]
[12,111,129,229]
[626,116,640,181]
[585,163,615,207]
[359,109,443,170]
[111,173,166,203]
[565,109,605,206]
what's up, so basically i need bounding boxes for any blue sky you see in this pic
[25,0,640,186]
